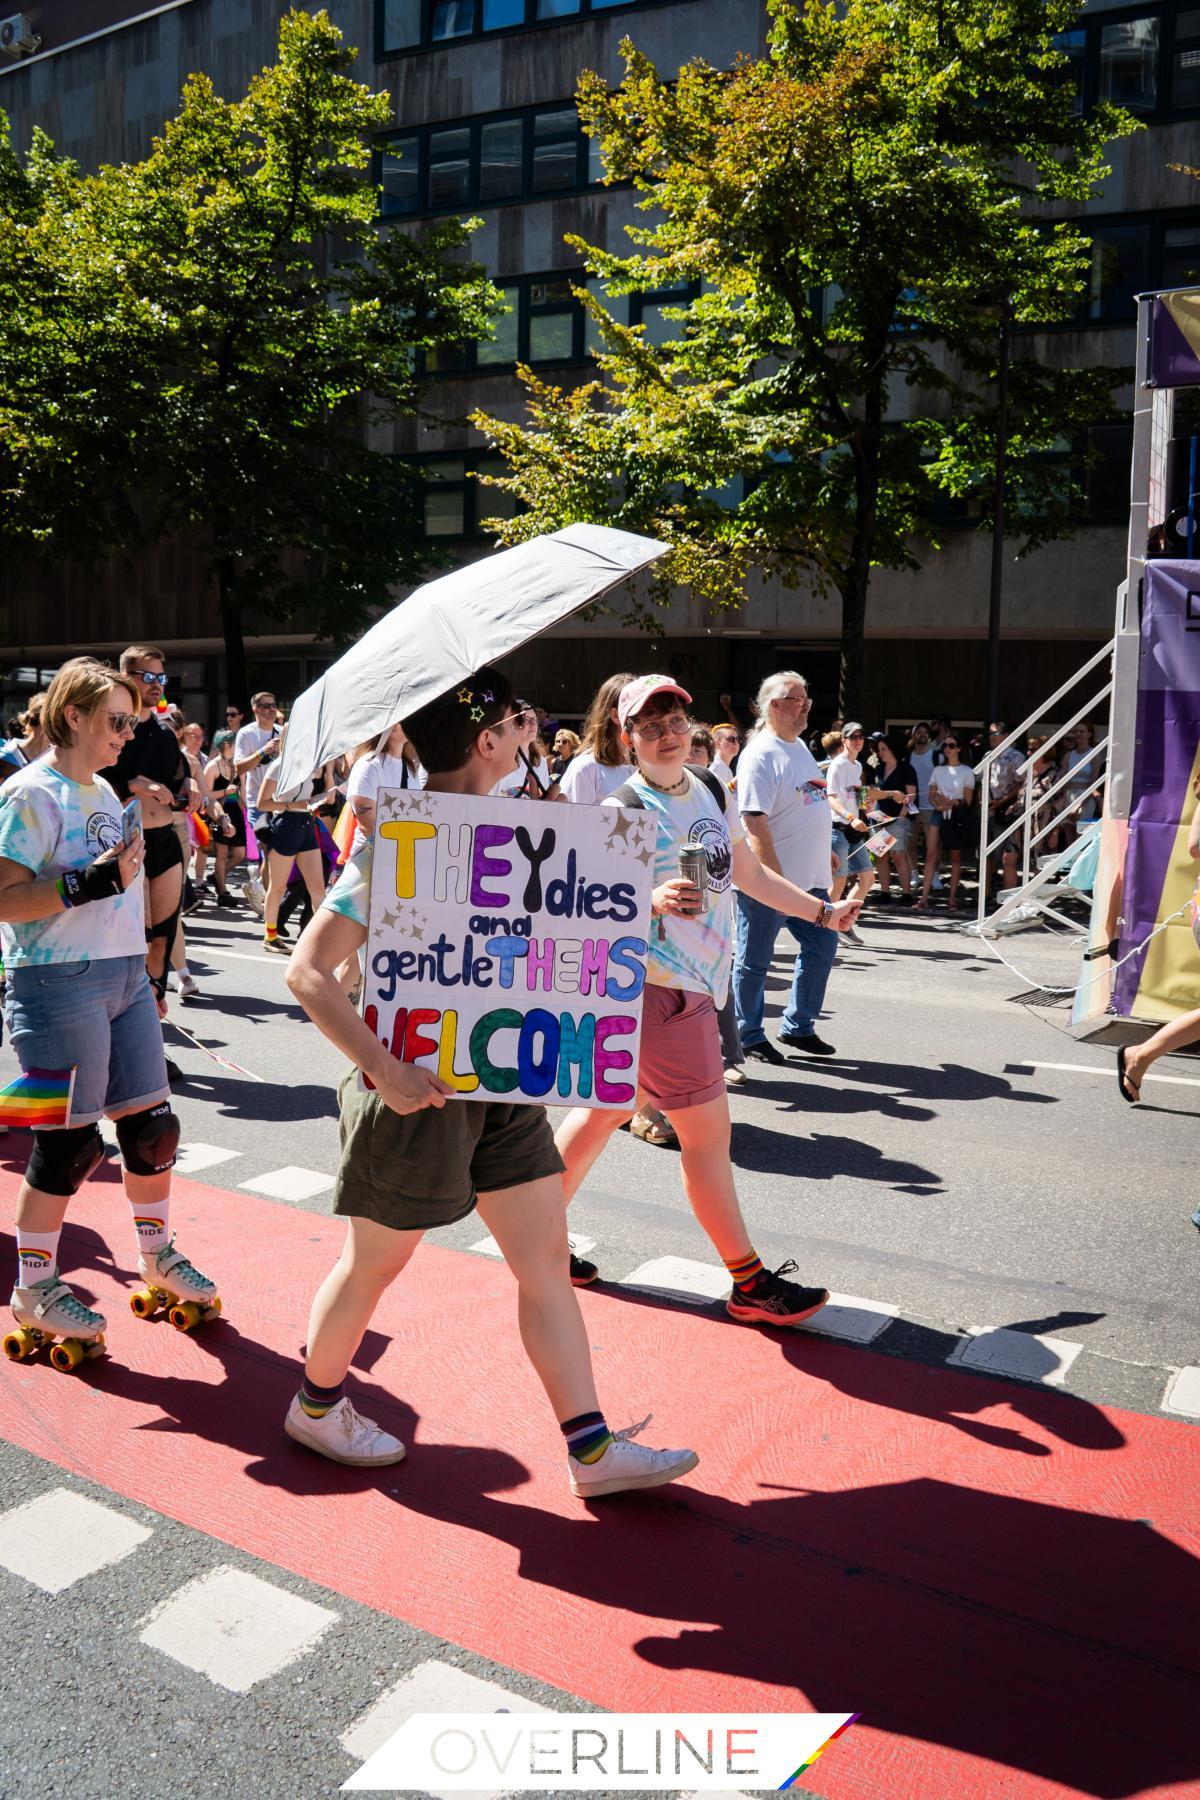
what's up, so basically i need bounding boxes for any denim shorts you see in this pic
[4,955,168,1127]
[831,828,873,877]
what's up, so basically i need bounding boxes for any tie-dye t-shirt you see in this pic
[604,770,744,1005]
[323,840,370,929]
[0,761,146,966]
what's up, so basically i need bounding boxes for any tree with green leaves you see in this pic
[0,9,499,702]
[473,0,1138,712]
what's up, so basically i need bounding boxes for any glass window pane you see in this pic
[425,489,466,536]
[534,107,578,139]
[1084,223,1150,320]
[537,0,580,16]
[426,460,467,481]
[1053,28,1086,114]
[532,139,578,192]
[528,311,575,361]
[429,127,471,208]
[482,0,524,23]
[479,118,523,200]
[426,341,469,374]
[475,458,517,521]
[381,138,421,215]
[1100,17,1160,112]
[431,0,475,39]
[530,278,574,307]
[382,0,421,49]
[1162,225,1200,292]
[1173,11,1200,110]
[590,0,636,8]
[477,287,521,364]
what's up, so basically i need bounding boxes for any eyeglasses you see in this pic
[105,712,137,732]
[630,712,691,742]
[132,670,166,686]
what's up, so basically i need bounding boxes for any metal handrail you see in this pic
[974,640,1113,778]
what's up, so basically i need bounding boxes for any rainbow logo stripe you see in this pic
[19,1247,52,1267]
[0,1067,76,1129]
[135,1218,164,1235]
[778,1713,860,1788]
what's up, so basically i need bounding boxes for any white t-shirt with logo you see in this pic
[234,723,282,811]
[826,751,863,822]
[735,732,833,892]
[604,769,744,1006]
[908,747,937,809]
[560,752,632,806]
[0,761,146,966]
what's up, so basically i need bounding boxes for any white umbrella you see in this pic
[273,523,666,798]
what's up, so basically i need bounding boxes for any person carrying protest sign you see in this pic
[554,675,861,1325]
[283,666,698,1498]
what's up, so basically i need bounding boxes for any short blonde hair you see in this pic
[42,658,140,748]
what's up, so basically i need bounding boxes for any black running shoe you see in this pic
[778,1031,837,1057]
[726,1259,829,1327]
[742,1040,788,1067]
[214,891,240,910]
[569,1250,599,1287]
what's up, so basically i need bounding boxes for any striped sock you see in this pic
[725,1249,765,1292]
[297,1376,345,1420]
[561,1410,614,1465]
[265,923,278,942]
[16,1228,60,1287]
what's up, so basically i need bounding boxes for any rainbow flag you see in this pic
[0,1067,76,1128]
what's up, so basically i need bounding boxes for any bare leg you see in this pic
[948,850,963,907]
[264,850,293,930]
[918,826,942,905]
[303,1214,424,1388]
[145,864,182,989]
[660,1091,753,1263]
[476,1175,598,1422]
[13,1181,69,1237]
[555,1104,632,1204]
[1123,1004,1200,1094]
[294,845,328,914]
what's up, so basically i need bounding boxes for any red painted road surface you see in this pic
[0,1157,1197,1800]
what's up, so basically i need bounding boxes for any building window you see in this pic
[378,104,602,217]
[1071,212,1200,323]
[411,454,520,540]
[425,271,588,372]
[1056,6,1200,119]
[378,0,682,57]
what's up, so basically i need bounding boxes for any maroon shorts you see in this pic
[637,984,726,1111]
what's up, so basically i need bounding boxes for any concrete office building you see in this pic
[1,0,1197,728]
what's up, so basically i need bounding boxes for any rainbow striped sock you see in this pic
[725,1250,765,1292]
[298,1377,345,1420]
[561,1410,614,1465]
[265,923,278,942]
[16,1229,60,1287]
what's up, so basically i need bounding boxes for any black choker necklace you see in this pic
[642,770,690,796]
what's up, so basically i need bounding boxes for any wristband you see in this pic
[815,900,831,929]
[59,858,125,909]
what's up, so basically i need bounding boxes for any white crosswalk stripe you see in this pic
[138,1564,338,1692]
[342,1657,542,1797]
[1163,1365,1200,1417]
[0,1488,152,1593]
[240,1164,335,1201]
[948,1325,1083,1387]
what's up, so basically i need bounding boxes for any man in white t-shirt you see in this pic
[233,690,284,908]
[711,724,741,787]
[731,671,841,1063]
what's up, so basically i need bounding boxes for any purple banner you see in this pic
[1150,291,1200,389]
[1113,561,1200,1013]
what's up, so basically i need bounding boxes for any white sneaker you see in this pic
[723,1064,747,1087]
[569,1415,698,1499]
[844,926,865,947]
[284,1394,406,1467]
[176,972,200,1001]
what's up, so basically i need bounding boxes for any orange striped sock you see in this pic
[725,1250,764,1291]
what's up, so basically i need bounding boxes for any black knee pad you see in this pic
[27,1125,105,1197]
[115,1102,180,1176]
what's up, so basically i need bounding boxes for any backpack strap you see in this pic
[611,766,727,813]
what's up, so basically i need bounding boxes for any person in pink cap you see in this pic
[555,674,861,1326]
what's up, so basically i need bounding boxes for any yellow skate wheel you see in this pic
[168,1302,201,1332]
[204,1297,222,1320]
[3,1327,38,1362]
[49,1338,84,1373]
[85,1335,107,1360]
[130,1287,160,1319]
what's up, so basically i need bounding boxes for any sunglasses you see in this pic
[256,702,278,711]
[225,710,241,719]
[846,732,865,741]
[491,708,534,731]
[943,741,960,750]
[105,712,137,732]
[132,670,166,686]
[630,712,691,742]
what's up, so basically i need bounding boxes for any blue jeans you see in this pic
[733,888,838,1045]
[5,955,168,1126]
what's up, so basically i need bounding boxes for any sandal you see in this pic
[1116,1046,1141,1105]
[629,1110,679,1149]
[913,898,931,912]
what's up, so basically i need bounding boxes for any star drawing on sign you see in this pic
[606,811,635,846]
[633,842,655,868]
[378,906,400,929]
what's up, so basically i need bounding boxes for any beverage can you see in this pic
[677,844,709,913]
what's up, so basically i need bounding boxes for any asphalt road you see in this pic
[157,889,1198,1382]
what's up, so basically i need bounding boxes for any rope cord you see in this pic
[969,898,1194,997]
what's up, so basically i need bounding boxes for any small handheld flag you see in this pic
[0,1067,76,1129]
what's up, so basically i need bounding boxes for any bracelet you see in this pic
[814,900,831,929]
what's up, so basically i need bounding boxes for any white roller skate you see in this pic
[4,1271,107,1373]
[130,1235,222,1333]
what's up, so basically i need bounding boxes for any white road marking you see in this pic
[1163,1366,1200,1418]
[949,1326,1083,1387]
[174,1142,242,1175]
[0,1488,151,1593]
[1013,1059,1200,1090]
[189,945,291,969]
[802,1294,900,1344]
[468,1233,595,1260]
[620,1256,730,1303]
[240,1165,334,1201]
[139,1564,336,1693]
[342,1656,540,1799]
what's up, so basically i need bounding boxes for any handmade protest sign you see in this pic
[362,790,658,1108]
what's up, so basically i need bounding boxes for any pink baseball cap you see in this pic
[617,674,693,730]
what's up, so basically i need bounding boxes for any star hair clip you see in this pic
[458,686,494,723]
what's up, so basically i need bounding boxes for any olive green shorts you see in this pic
[332,1071,565,1231]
